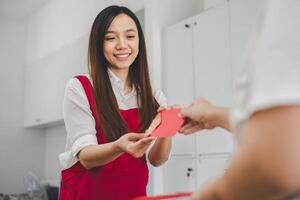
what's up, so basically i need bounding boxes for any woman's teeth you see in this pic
[115,53,130,61]
[116,54,129,58]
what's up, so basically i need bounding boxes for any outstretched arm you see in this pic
[192,105,300,200]
[79,133,155,169]
[180,97,231,134]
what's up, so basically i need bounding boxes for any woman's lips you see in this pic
[114,53,131,61]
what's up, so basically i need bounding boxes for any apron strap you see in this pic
[76,75,99,123]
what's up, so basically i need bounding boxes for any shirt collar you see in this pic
[107,68,136,96]
[108,68,123,86]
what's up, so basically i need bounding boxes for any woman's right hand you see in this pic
[116,133,155,158]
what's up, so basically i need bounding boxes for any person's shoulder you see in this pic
[65,74,90,92]
[153,89,164,97]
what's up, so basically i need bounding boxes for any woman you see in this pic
[59,5,171,200]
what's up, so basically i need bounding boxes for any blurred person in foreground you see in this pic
[180,0,300,199]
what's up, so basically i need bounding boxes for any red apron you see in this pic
[59,75,149,200]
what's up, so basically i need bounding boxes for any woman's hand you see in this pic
[146,105,179,166]
[116,133,155,158]
[145,105,181,134]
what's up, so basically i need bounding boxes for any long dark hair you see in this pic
[88,5,159,142]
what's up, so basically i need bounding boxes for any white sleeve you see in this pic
[154,90,168,107]
[243,0,300,113]
[146,89,170,164]
[63,78,98,158]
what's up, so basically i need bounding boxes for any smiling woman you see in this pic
[103,14,139,73]
[58,5,171,200]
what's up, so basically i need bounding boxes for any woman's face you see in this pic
[103,14,139,70]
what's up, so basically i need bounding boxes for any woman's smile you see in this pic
[114,52,131,61]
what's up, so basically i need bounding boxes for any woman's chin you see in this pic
[112,62,133,70]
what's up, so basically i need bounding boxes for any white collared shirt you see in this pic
[59,70,167,170]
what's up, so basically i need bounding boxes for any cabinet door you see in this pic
[40,57,63,124]
[197,153,231,187]
[163,158,196,193]
[230,0,265,81]
[24,65,42,127]
[162,18,196,156]
[193,4,234,154]
[27,36,89,126]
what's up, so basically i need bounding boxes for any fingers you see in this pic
[157,104,182,112]
[179,120,204,135]
[136,136,156,145]
[180,106,193,119]
[126,132,149,141]
[170,104,181,109]
[157,107,165,112]
[180,122,197,132]
[181,124,203,135]
[147,113,161,133]
[128,137,155,158]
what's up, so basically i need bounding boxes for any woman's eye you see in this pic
[105,37,115,41]
[127,35,135,39]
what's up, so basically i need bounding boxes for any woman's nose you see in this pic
[116,37,127,49]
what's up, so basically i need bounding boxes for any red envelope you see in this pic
[150,108,184,137]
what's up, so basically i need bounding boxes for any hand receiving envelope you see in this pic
[147,108,184,137]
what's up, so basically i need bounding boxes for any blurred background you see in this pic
[0,0,264,199]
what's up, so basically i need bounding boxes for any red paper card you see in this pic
[150,108,184,137]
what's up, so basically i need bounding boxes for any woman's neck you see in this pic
[109,67,132,93]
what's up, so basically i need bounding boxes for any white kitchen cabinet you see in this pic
[162,17,196,157]
[197,153,231,187]
[23,35,88,127]
[193,4,232,107]
[162,0,263,193]
[193,4,234,154]
[162,3,234,193]
[163,158,197,193]
[163,4,234,155]
[24,65,42,127]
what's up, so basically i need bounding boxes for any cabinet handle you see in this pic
[187,167,193,172]
[185,24,190,28]
[187,172,190,177]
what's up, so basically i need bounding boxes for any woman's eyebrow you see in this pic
[106,29,137,34]
[126,29,137,33]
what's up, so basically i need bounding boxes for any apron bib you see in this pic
[59,75,148,200]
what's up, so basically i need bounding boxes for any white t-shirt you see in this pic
[231,0,300,198]
[59,69,167,170]
[231,0,300,139]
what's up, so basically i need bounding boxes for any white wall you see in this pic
[0,20,45,193]
[24,0,204,195]
[44,125,65,186]
[26,0,145,65]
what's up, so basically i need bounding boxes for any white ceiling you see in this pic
[0,0,49,20]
